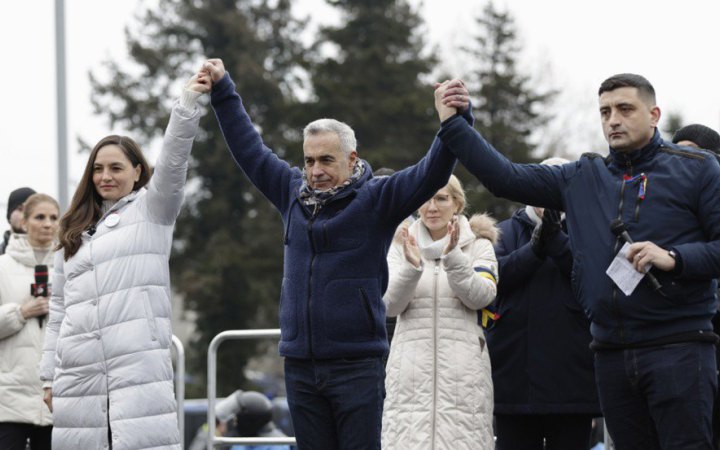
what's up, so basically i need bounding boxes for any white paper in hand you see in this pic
[606,242,652,296]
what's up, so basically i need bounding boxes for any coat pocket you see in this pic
[141,290,159,342]
[322,279,380,342]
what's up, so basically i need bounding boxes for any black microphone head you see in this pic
[610,219,626,237]
[34,265,49,284]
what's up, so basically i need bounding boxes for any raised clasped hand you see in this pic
[186,72,213,94]
[201,58,226,83]
[434,79,469,122]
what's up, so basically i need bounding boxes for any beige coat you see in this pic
[0,234,54,426]
[382,214,498,450]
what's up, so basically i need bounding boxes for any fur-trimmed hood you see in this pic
[468,213,500,245]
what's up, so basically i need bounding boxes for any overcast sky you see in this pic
[1,0,719,218]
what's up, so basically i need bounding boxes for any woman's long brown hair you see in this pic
[58,135,150,260]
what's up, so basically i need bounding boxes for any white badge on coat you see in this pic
[105,213,120,228]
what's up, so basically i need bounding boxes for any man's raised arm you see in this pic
[371,80,469,225]
[204,58,296,212]
[438,112,568,211]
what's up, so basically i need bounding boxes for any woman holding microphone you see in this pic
[0,193,60,449]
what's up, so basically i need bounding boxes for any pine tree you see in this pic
[461,2,556,220]
[306,0,439,171]
[89,0,306,397]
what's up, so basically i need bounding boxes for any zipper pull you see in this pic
[434,260,440,274]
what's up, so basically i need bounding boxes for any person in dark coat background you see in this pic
[0,187,36,255]
[672,124,720,156]
[486,157,601,450]
[672,123,720,450]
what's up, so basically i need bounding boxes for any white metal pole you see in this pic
[55,0,69,210]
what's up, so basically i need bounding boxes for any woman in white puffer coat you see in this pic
[0,194,59,449]
[38,72,210,450]
[382,175,499,450]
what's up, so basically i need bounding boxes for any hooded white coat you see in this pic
[0,234,54,426]
[38,102,200,450]
[382,214,498,450]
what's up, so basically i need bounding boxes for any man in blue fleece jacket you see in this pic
[201,58,470,449]
[439,73,720,449]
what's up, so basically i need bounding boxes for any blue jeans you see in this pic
[284,356,385,450]
[595,342,717,450]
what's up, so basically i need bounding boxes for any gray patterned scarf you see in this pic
[299,160,366,207]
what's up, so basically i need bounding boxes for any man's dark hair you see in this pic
[598,73,656,105]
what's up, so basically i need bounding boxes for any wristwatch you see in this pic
[668,249,677,260]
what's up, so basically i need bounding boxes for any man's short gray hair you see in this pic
[303,119,357,156]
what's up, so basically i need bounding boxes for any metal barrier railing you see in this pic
[604,421,615,449]
[171,335,185,449]
[206,329,297,450]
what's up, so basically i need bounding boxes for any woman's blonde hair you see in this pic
[445,174,466,214]
[23,193,60,219]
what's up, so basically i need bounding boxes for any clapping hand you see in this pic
[541,209,562,235]
[401,227,422,269]
[443,215,459,255]
[530,209,562,257]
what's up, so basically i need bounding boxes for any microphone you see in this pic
[609,219,663,292]
[31,264,49,328]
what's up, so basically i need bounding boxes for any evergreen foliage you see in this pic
[461,1,556,220]
[307,0,439,170]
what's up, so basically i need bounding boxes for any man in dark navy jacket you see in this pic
[201,58,471,449]
[439,73,720,449]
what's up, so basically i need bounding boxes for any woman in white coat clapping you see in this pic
[381,174,499,450]
[39,72,210,450]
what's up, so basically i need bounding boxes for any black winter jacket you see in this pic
[487,209,600,414]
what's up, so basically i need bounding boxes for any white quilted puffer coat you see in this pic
[382,214,498,450]
[0,234,54,426]
[39,101,201,450]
